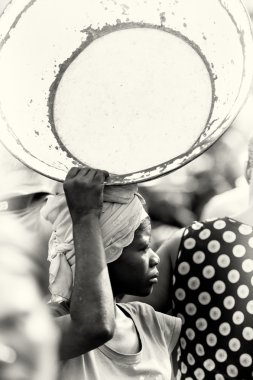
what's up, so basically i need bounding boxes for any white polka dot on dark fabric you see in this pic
[215,375,225,380]
[184,238,196,250]
[199,229,211,240]
[209,307,221,320]
[195,343,205,356]
[196,318,208,331]
[194,368,205,380]
[192,221,203,230]
[206,218,217,222]
[175,288,186,301]
[213,220,226,230]
[181,362,188,374]
[178,262,191,275]
[248,237,253,248]
[223,296,235,310]
[206,333,217,347]
[198,292,211,305]
[203,359,215,371]
[192,251,205,264]
[188,277,200,290]
[227,269,240,283]
[213,280,226,294]
[226,364,238,377]
[251,276,253,286]
[237,284,249,299]
[232,244,246,257]
[180,337,187,350]
[242,259,253,273]
[202,265,215,279]
[238,224,253,235]
[246,300,253,314]
[208,240,220,253]
[232,311,244,325]
[219,322,231,336]
[239,353,252,367]
[217,254,230,268]
[228,338,241,352]
[187,353,195,366]
[215,349,227,362]
[223,231,236,243]
[242,327,253,341]
[186,328,195,341]
[185,303,197,316]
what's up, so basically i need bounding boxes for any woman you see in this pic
[43,167,181,379]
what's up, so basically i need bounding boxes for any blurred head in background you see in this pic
[0,216,58,380]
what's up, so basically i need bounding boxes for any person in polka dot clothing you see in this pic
[125,139,253,379]
[168,218,253,379]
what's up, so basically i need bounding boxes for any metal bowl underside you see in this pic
[0,0,252,184]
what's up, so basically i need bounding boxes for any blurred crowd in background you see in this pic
[141,89,253,249]
[0,0,253,379]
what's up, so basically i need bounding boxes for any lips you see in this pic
[149,271,159,282]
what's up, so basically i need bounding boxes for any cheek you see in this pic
[129,256,150,276]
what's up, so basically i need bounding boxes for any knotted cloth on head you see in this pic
[41,184,148,302]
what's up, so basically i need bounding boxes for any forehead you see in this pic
[134,217,151,241]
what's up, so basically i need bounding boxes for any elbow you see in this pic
[72,314,115,346]
[95,317,115,344]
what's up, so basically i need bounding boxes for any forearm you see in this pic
[71,214,114,329]
[57,214,115,359]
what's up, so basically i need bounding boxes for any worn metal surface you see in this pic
[0,0,252,183]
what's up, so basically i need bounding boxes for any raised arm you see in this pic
[123,228,184,312]
[52,167,115,360]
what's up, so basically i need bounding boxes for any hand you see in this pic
[63,167,109,223]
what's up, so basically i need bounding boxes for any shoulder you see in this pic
[119,301,154,317]
[183,218,230,237]
[120,302,181,352]
[119,301,162,326]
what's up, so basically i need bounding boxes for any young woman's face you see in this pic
[108,218,160,297]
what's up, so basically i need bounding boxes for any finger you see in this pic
[77,167,99,183]
[65,167,81,180]
[78,167,102,182]
[76,167,91,178]
[93,169,109,183]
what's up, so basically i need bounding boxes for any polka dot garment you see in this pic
[172,217,253,380]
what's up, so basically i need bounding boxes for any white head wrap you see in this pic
[41,185,148,302]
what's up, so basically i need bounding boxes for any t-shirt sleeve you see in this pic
[156,311,182,353]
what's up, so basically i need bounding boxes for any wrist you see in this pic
[72,212,100,226]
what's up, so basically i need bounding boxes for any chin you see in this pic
[136,285,153,297]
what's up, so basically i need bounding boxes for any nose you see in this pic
[149,249,160,267]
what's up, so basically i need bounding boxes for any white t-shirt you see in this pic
[0,144,62,198]
[58,302,181,380]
